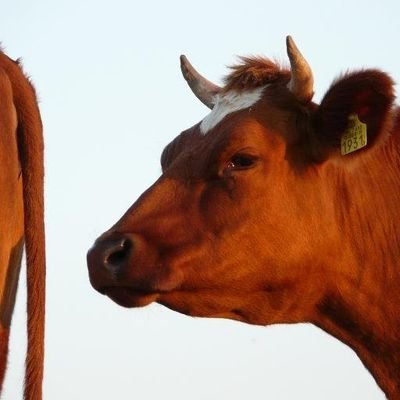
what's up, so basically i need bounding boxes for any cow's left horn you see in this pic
[286,36,314,103]
[180,55,221,109]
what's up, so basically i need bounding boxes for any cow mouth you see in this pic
[100,286,161,308]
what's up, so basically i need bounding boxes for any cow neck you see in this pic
[315,285,400,399]
[314,143,400,399]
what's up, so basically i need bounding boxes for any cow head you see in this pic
[87,37,395,327]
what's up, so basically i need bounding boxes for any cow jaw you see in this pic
[103,287,160,308]
[156,280,318,326]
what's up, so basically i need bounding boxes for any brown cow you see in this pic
[87,37,400,399]
[0,50,45,400]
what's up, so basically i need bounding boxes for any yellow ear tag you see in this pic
[341,114,368,155]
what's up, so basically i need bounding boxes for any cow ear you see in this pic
[312,70,395,161]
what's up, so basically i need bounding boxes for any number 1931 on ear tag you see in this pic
[341,114,367,155]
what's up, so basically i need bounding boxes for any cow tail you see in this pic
[12,59,46,400]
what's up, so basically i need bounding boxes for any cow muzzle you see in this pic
[87,232,183,307]
[88,235,132,277]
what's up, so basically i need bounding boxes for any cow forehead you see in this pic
[200,86,266,135]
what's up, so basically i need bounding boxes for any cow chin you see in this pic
[103,287,160,308]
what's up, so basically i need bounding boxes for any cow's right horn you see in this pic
[286,36,314,103]
[180,55,221,109]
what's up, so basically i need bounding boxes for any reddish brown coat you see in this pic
[88,41,400,399]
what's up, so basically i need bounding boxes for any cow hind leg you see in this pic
[0,326,10,391]
[0,240,23,393]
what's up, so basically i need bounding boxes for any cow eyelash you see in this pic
[227,153,258,170]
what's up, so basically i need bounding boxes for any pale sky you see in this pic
[1,1,399,399]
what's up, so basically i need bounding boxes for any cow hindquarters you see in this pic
[0,65,25,394]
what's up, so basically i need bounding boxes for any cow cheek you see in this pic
[198,179,257,235]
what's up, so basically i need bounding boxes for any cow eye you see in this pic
[227,154,257,170]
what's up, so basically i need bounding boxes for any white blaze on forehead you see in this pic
[200,86,266,134]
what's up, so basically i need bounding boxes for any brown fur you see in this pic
[88,53,400,398]
[0,52,45,399]
[223,57,290,92]
[0,327,10,389]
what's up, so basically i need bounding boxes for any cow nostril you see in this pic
[104,237,132,270]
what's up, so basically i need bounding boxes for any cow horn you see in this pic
[180,55,221,109]
[286,36,314,102]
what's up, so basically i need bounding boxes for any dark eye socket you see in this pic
[227,154,257,170]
